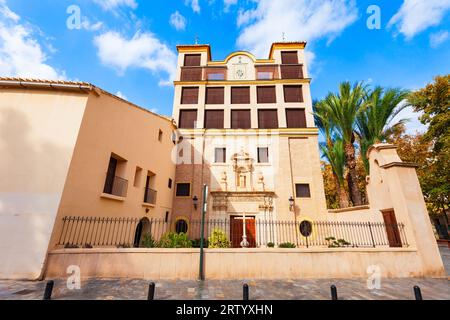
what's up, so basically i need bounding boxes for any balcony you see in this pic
[144,187,157,205]
[103,174,128,198]
[180,66,227,82]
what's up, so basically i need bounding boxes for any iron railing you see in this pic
[57,216,408,249]
[103,174,128,197]
[144,188,157,205]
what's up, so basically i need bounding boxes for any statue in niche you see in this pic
[232,148,254,191]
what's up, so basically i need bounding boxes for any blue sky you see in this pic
[1,0,450,132]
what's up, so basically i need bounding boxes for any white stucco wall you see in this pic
[0,89,88,279]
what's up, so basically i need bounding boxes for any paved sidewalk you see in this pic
[0,246,448,300]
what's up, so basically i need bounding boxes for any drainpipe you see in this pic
[199,184,208,281]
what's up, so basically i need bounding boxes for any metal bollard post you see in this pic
[243,283,249,301]
[413,286,423,300]
[148,282,155,300]
[43,280,54,300]
[331,285,338,300]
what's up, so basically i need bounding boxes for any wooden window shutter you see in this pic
[281,51,299,64]
[204,110,224,129]
[184,54,201,66]
[179,109,198,129]
[231,87,250,104]
[257,86,277,104]
[231,110,251,129]
[206,87,225,104]
[286,109,307,128]
[284,85,304,103]
[280,65,304,79]
[181,87,199,104]
[258,109,278,129]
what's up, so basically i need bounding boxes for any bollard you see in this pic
[331,285,338,300]
[43,280,54,300]
[413,286,423,300]
[243,283,249,301]
[147,282,155,300]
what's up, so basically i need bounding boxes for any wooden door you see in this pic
[230,216,256,248]
[382,210,402,247]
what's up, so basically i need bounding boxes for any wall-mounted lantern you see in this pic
[193,195,199,210]
[289,196,295,211]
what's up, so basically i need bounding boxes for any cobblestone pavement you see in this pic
[0,246,448,301]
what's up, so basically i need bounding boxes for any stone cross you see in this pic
[235,213,251,248]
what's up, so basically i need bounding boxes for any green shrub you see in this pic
[208,229,231,248]
[278,242,296,248]
[141,233,156,248]
[191,238,209,248]
[325,236,351,248]
[159,232,192,248]
[267,242,275,248]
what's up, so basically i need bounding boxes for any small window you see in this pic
[158,130,163,142]
[175,219,189,234]
[133,167,143,187]
[176,183,191,197]
[295,184,311,198]
[165,212,169,223]
[215,148,226,163]
[257,148,269,163]
[168,178,173,189]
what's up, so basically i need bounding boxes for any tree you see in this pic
[408,74,450,154]
[356,86,410,173]
[315,101,350,208]
[317,82,366,206]
[407,75,450,218]
[320,138,349,208]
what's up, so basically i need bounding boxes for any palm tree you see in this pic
[320,138,350,208]
[356,87,410,173]
[314,101,350,208]
[319,81,367,206]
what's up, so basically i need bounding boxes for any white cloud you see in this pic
[93,0,138,11]
[94,30,177,86]
[430,30,449,47]
[186,0,201,14]
[236,0,358,58]
[116,91,127,99]
[81,18,104,31]
[169,11,187,31]
[224,0,238,12]
[0,1,64,79]
[392,105,427,135]
[388,0,450,39]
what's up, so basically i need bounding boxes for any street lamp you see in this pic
[193,195,199,210]
[289,196,295,211]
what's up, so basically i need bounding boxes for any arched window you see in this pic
[175,219,188,234]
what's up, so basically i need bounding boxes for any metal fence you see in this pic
[57,216,408,249]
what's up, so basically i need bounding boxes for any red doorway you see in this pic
[230,216,256,248]
[382,210,402,247]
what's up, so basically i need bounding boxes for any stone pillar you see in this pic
[367,144,445,277]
